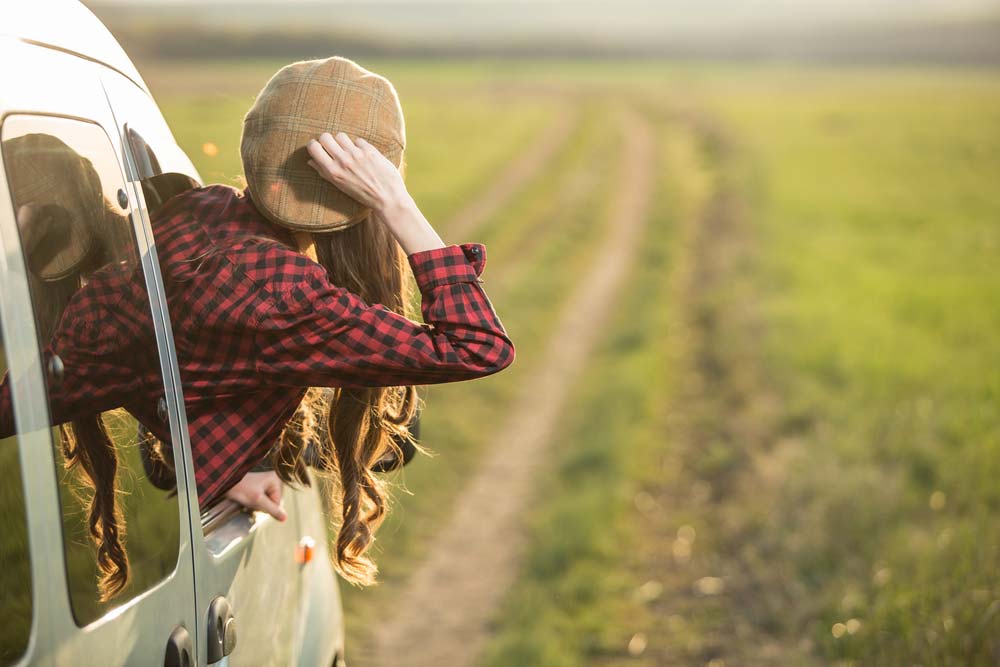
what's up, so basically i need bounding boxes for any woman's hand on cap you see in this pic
[308,131,445,254]
[307,131,405,213]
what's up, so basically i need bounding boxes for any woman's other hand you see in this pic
[306,132,445,254]
[224,470,287,522]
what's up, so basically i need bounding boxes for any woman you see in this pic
[1,56,514,597]
[163,55,515,587]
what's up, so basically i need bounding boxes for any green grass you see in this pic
[482,67,1000,666]
[479,112,699,667]
[379,101,618,554]
[137,60,1000,665]
[707,71,1000,664]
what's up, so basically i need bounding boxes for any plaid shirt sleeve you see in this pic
[253,242,515,387]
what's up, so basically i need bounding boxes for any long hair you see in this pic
[52,201,421,597]
[269,204,422,586]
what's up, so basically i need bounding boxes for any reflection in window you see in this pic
[0,331,32,666]
[1,115,181,626]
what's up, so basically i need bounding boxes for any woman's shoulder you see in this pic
[150,183,241,246]
[233,237,327,299]
[151,184,324,309]
[154,183,292,253]
[154,183,241,220]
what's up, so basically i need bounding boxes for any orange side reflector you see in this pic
[296,536,316,565]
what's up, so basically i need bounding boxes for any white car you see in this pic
[0,2,346,665]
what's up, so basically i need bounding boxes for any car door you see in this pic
[100,70,312,667]
[0,41,199,667]
[0,307,46,667]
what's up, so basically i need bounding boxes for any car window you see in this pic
[126,127,200,216]
[1,114,182,626]
[0,330,32,666]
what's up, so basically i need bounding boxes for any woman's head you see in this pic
[241,57,417,586]
[240,56,406,233]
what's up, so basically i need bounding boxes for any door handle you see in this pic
[207,596,238,663]
[164,625,193,667]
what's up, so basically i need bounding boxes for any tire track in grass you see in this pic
[362,103,608,575]
[467,106,615,300]
[627,112,797,665]
[370,107,656,667]
[441,107,579,241]
[342,102,607,664]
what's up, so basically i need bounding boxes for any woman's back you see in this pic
[45,182,514,507]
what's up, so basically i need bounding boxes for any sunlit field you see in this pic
[144,60,1000,665]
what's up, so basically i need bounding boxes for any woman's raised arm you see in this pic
[251,240,515,388]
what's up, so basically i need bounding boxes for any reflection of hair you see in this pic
[267,210,420,586]
[60,417,130,601]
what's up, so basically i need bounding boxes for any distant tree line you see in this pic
[107,20,1000,64]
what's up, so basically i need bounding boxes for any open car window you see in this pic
[125,127,200,216]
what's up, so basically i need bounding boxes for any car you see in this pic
[0,2,347,665]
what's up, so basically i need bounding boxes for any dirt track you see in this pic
[369,107,656,667]
[442,108,579,240]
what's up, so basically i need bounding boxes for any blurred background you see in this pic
[86,1,1000,665]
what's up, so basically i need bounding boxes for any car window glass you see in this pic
[0,329,32,666]
[1,114,182,626]
[126,127,199,216]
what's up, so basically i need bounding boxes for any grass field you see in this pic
[143,60,1000,665]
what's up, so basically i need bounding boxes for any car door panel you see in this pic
[0,40,199,667]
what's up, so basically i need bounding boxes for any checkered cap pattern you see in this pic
[0,184,514,508]
[241,56,406,232]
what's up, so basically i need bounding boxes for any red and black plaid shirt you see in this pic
[0,184,514,507]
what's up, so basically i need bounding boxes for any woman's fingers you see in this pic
[224,471,288,522]
[306,130,404,212]
[307,138,339,175]
[255,492,287,522]
[309,132,364,176]
[265,477,283,505]
[243,493,285,522]
[313,135,344,163]
[333,131,361,156]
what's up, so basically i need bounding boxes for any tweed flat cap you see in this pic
[241,56,406,232]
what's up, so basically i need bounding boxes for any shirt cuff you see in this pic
[407,243,486,293]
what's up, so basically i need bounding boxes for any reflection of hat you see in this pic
[4,133,99,281]
[240,56,406,232]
